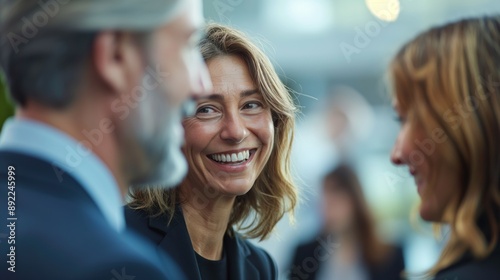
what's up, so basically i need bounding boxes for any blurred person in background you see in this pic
[126,23,298,280]
[293,86,374,191]
[0,0,210,279]
[390,15,500,279]
[289,164,404,280]
[276,86,375,273]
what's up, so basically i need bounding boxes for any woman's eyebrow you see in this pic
[197,93,224,102]
[240,89,260,98]
[195,89,260,103]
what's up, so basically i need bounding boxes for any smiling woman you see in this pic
[389,16,500,279]
[126,23,298,280]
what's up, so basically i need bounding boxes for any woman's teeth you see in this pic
[210,150,250,163]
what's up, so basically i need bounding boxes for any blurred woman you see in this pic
[126,23,297,280]
[390,16,500,279]
[290,164,405,280]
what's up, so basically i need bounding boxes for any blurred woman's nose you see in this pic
[220,111,249,144]
[390,136,404,165]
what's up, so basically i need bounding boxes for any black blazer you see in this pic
[125,205,278,280]
[434,217,500,280]
[0,151,184,280]
[434,246,500,280]
[290,235,405,280]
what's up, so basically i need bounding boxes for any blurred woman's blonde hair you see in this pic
[129,23,298,240]
[389,16,500,277]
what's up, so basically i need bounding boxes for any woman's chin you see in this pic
[220,183,253,197]
[419,203,442,222]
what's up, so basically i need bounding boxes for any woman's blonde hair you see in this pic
[389,16,500,277]
[129,23,298,240]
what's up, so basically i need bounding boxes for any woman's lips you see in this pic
[409,166,417,176]
[206,149,257,172]
[409,167,424,194]
[208,149,253,163]
[414,176,425,196]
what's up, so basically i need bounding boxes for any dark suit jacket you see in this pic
[0,151,184,280]
[125,205,278,280]
[289,235,405,280]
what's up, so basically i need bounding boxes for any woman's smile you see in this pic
[206,148,258,172]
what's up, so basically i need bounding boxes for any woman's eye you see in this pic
[243,101,263,110]
[196,106,217,116]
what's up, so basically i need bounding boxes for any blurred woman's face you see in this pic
[390,100,459,222]
[181,55,274,197]
[323,183,355,234]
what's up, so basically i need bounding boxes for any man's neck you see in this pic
[16,104,128,197]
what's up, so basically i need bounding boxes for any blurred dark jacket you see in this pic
[289,235,405,280]
[434,214,500,280]
[0,151,184,280]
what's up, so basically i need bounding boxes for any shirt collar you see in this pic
[0,118,125,232]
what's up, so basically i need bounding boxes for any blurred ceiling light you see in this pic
[264,0,333,34]
[365,0,400,22]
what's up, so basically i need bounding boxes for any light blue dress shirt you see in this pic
[0,118,125,232]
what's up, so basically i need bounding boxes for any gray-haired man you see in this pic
[0,0,211,279]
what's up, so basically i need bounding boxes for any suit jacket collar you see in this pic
[0,118,124,232]
[148,205,260,280]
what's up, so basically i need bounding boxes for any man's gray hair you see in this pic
[0,0,184,108]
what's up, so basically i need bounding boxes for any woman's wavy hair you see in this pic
[389,16,500,277]
[129,23,298,240]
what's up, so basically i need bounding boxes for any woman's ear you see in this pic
[92,31,144,95]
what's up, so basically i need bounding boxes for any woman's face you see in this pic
[390,100,459,222]
[182,55,274,197]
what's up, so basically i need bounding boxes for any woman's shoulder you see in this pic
[240,237,273,260]
[124,206,174,244]
[232,235,278,278]
[124,206,150,223]
[124,206,160,230]
[435,244,500,280]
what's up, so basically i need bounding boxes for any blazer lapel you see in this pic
[225,234,260,280]
[148,207,202,280]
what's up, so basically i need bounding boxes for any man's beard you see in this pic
[126,73,188,189]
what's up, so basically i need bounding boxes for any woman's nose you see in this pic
[220,112,249,144]
[390,137,405,165]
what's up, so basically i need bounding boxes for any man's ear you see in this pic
[92,31,144,95]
